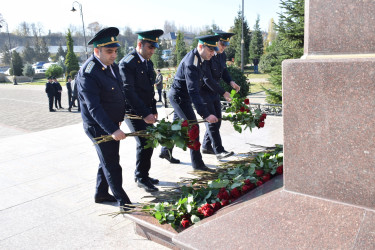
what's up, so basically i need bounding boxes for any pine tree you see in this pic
[12,51,23,76]
[151,43,164,69]
[262,0,304,104]
[65,29,79,75]
[1,44,11,65]
[249,15,264,73]
[56,44,67,61]
[228,11,251,67]
[22,41,35,64]
[115,45,124,64]
[174,31,187,66]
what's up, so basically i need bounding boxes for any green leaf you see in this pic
[231,182,243,189]
[154,211,162,220]
[167,213,175,221]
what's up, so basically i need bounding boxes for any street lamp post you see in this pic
[0,22,17,84]
[241,0,244,72]
[71,1,88,59]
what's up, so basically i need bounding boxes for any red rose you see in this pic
[197,207,202,214]
[239,106,245,112]
[220,187,227,193]
[245,109,250,113]
[188,125,199,140]
[244,98,250,105]
[255,169,264,177]
[199,204,214,217]
[181,120,189,127]
[247,183,256,190]
[217,189,230,200]
[188,140,201,151]
[221,199,229,206]
[230,187,241,199]
[258,121,265,128]
[244,179,251,185]
[181,219,190,228]
[261,113,267,120]
[276,165,283,174]
[256,180,263,186]
[262,173,271,182]
[242,185,250,193]
[211,202,222,212]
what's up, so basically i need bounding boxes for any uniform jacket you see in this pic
[119,50,157,118]
[66,81,72,95]
[171,48,210,119]
[45,82,55,97]
[53,81,62,94]
[76,54,126,135]
[202,52,233,96]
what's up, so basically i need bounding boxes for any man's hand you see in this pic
[144,114,157,124]
[205,114,218,123]
[112,129,126,141]
[223,92,232,102]
[230,81,240,92]
[154,113,158,120]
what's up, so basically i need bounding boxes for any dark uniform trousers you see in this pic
[160,87,205,168]
[124,118,153,179]
[48,95,55,111]
[201,90,224,154]
[83,123,131,206]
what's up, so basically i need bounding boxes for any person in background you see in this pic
[45,76,56,112]
[155,69,163,102]
[76,27,131,212]
[159,35,221,171]
[201,31,240,160]
[68,76,80,112]
[53,76,63,109]
[66,76,73,108]
[119,29,164,193]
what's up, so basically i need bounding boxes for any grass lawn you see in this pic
[22,77,66,86]
[250,81,272,93]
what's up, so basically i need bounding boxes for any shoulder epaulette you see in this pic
[85,61,95,73]
[193,55,198,67]
[123,54,134,63]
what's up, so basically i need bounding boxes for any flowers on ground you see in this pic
[137,145,283,230]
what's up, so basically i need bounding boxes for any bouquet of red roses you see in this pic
[222,90,267,133]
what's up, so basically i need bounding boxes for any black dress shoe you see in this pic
[94,193,117,203]
[134,176,159,185]
[159,153,180,164]
[68,108,71,112]
[216,150,234,160]
[49,109,56,112]
[193,164,214,172]
[202,148,215,154]
[136,178,159,192]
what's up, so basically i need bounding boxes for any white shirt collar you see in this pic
[137,52,146,62]
[94,54,107,68]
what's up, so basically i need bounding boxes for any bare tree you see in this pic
[87,22,102,36]
[0,13,4,25]
[18,22,31,36]
[163,20,177,33]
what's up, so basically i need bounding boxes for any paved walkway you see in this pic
[0,84,282,249]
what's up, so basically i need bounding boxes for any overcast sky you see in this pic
[1,0,281,34]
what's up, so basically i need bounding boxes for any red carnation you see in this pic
[230,187,241,199]
[258,121,265,128]
[239,106,245,112]
[181,120,189,127]
[188,125,199,140]
[262,173,271,182]
[199,204,214,217]
[276,165,283,175]
[255,169,264,177]
[211,202,222,212]
[181,219,190,228]
[244,179,251,185]
[244,98,250,105]
[221,199,229,206]
[187,140,201,151]
[256,180,263,186]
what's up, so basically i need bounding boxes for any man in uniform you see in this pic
[155,69,163,102]
[76,27,131,211]
[45,76,56,112]
[201,31,240,159]
[119,29,164,192]
[159,35,220,171]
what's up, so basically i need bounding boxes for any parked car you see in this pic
[35,68,47,74]
[161,49,172,61]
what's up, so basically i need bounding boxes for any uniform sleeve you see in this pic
[203,61,226,96]
[77,73,118,134]
[119,61,152,118]
[185,64,210,119]
[221,53,233,85]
